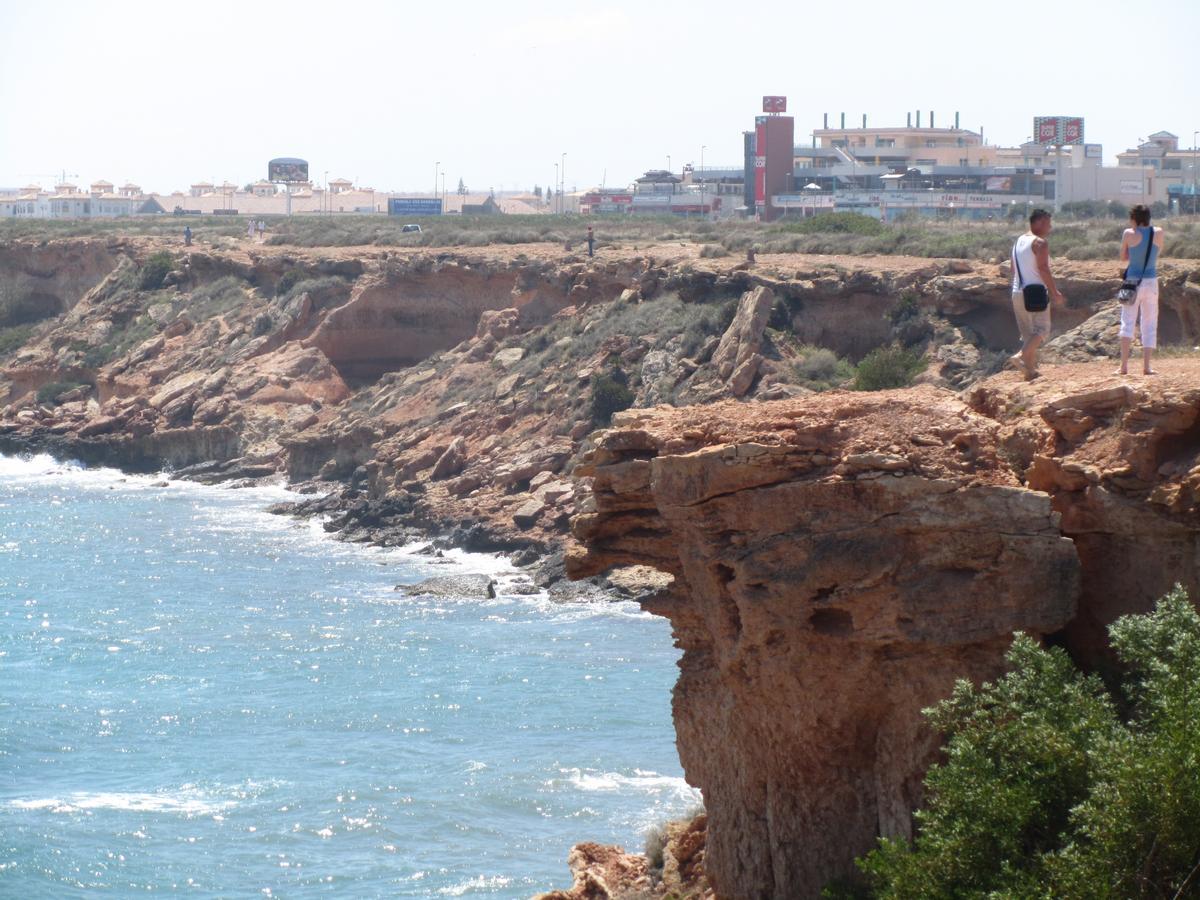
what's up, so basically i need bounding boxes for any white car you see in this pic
[401,223,422,233]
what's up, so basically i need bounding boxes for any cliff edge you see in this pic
[567,362,1200,897]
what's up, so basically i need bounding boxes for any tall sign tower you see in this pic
[755,97,794,222]
[1033,118,1084,211]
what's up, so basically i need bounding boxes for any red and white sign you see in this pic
[1035,117,1059,143]
[762,95,787,113]
[1034,116,1085,145]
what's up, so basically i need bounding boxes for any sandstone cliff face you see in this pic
[0,239,119,326]
[568,367,1200,898]
[970,368,1200,667]
[569,389,1082,895]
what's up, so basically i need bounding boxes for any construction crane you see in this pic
[19,170,80,190]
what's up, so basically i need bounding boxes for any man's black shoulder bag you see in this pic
[1012,240,1049,313]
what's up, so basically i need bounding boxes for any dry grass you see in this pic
[3,212,1198,259]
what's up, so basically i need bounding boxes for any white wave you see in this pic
[8,788,234,816]
[436,874,512,896]
[0,455,657,621]
[554,767,701,802]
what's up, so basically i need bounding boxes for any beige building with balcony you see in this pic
[1116,132,1199,203]
[803,125,998,169]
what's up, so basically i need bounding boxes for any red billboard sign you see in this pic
[1033,116,1085,145]
[1034,117,1059,143]
[762,95,787,113]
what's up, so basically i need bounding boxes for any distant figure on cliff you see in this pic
[586,226,595,257]
[257,220,266,242]
[183,225,192,247]
[1116,204,1163,376]
[247,220,255,240]
[1009,209,1066,380]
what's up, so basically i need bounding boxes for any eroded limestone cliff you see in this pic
[567,366,1200,898]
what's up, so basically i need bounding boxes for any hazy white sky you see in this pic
[2,0,1197,194]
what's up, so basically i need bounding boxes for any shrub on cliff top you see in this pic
[777,212,887,237]
[36,380,88,406]
[138,251,174,291]
[852,345,926,391]
[850,587,1200,900]
[0,323,34,358]
[591,370,635,424]
[792,346,854,392]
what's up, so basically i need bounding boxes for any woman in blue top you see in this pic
[1116,204,1163,376]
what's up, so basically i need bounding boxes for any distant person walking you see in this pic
[183,225,192,247]
[247,220,255,241]
[586,226,595,258]
[1116,204,1163,376]
[257,220,266,242]
[1009,208,1066,380]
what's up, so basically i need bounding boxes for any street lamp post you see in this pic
[700,145,706,219]
[1137,138,1147,205]
[323,170,329,215]
[434,161,440,200]
[1193,130,1198,214]
[560,152,566,215]
[554,163,558,214]
[667,154,671,175]
[1022,135,1032,214]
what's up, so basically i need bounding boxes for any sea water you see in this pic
[0,455,697,898]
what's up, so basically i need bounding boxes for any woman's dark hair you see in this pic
[1130,204,1151,227]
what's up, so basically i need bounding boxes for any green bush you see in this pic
[252,312,274,336]
[853,586,1200,899]
[188,276,246,318]
[36,380,88,405]
[0,323,34,357]
[887,292,921,325]
[853,345,927,390]
[273,268,305,297]
[779,212,887,236]
[138,251,174,291]
[644,821,668,872]
[591,370,634,424]
[793,346,854,391]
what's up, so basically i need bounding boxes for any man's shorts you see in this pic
[1012,291,1051,342]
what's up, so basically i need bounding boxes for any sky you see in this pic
[2,0,1198,195]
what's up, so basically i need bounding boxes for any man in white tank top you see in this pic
[1009,208,1066,379]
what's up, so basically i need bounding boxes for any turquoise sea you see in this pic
[0,454,696,898]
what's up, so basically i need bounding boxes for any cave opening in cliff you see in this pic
[307,274,537,386]
[1154,413,1200,473]
[2,291,66,326]
[809,607,854,636]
